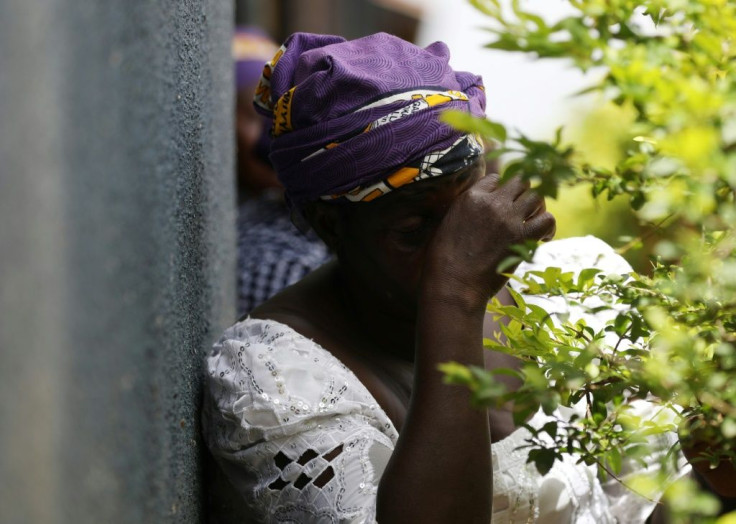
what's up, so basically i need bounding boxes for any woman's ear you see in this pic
[303,201,344,252]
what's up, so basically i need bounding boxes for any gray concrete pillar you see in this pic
[0,1,235,523]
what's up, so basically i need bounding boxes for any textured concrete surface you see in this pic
[0,1,235,522]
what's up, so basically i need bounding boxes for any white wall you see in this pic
[413,0,593,139]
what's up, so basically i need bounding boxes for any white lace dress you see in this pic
[203,236,688,523]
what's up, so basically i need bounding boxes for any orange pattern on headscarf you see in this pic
[273,86,296,137]
[386,167,421,188]
[254,45,286,111]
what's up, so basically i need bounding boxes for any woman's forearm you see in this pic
[376,282,493,524]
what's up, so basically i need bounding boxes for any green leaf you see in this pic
[576,268,602,291]
[469,0,501,17]
[438,361,473,385]
[606,447,623,475]
[497,256,523,273]
[528,448,558,476]
[440,110,507,142]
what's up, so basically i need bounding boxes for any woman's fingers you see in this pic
[499,175,531,201]
[474,170,502,191]
[474,173,535,203]
[462,174,553,240]
[425,171,556,300]
[523,210,556,241]
[513,189,546,221]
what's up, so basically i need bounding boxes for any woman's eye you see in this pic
[391,217,425,234]
[394,224,423,235]
[389,220,433,248]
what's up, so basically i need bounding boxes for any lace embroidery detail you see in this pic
[268,445,342,491]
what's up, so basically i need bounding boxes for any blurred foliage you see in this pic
[551,102,648,270]
[441,0,736,521]
[551,101,681,272]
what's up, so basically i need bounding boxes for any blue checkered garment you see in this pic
[237,196,331,316]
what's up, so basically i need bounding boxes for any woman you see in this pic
[203,32,685,523]
[232,27,331,315]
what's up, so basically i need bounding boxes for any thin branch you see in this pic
[591,457,663,505]
[616,213,678,255]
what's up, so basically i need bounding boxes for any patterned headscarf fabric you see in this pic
[254,32,486,208]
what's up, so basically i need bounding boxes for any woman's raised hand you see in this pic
[422,173,556,309]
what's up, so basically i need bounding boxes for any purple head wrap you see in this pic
[234,26,278,91]
[254,32,486,208]
[234,27,278,164]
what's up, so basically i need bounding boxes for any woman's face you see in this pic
[335,158,486,320]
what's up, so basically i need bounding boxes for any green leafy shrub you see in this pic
[441,1,736,520]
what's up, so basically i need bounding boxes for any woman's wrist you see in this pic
[416,273,489,370]
[420,278,489,318]
[420,259,500,316]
